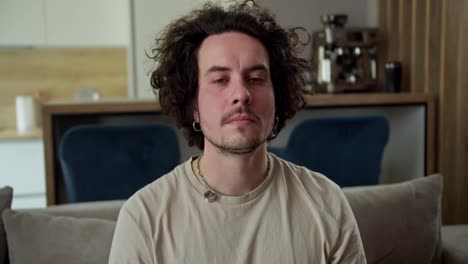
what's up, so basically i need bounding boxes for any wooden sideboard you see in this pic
[42,93,436,205]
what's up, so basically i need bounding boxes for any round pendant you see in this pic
[204,190,217,203]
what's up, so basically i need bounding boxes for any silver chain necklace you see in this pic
[195,154,271,203]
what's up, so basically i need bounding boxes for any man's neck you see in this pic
[194,144,269,196]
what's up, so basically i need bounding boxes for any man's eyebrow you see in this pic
[204,64,269,76]
[204,66,230,76]
[245,64,269,73]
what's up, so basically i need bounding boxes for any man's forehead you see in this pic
[197,32,270,72]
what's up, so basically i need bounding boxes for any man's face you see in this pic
[195,32,276,154]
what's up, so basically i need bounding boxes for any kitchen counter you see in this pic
[0,128,42,141]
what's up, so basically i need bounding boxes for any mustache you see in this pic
[221,107,260,125]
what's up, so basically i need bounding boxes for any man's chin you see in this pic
[205,136,267,155]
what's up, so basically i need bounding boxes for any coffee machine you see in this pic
[311,15,379,93]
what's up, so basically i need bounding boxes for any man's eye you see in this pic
[213,78,228,84]
[249,78,265,84]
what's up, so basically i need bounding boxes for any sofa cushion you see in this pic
[441,225,468,264]
[2,209,115,264]
[23,199,125,221]
[0,186,13,264]
[342,174,442,264]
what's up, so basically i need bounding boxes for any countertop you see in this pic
[0,128,42,141]
[42,93,434,115]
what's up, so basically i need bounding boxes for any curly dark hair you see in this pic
[150,0,310,150]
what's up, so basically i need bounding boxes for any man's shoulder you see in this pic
[121,161,189,215]
[271,154,346,215]
[271,153,341,193]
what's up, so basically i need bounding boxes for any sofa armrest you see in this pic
[441,225,468,264]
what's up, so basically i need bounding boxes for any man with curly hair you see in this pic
[109,1,366,263]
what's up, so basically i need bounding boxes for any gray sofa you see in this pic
[1,174,467,264]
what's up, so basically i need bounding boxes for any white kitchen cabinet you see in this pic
[0,0,129,47]
[0,139,46,209]
[44,0,130,47]
[0,0,47,46]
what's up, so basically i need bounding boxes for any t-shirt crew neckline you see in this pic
[184,153,275,205]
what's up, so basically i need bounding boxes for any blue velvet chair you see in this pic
[269,115,389,187]
[59,123,180,203]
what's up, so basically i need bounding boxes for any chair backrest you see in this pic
[59,123,180,203]
[269,115,390,187]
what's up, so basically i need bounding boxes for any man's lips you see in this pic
[226,114,256,123]
[221,108,261,125]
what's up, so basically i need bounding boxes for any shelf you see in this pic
[43,98,159,115]
[42,93,434,115]
[304,93,433,107]
[0,128,42,141]
[42,92,437,205]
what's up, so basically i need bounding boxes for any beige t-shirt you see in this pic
[109,154,366,264]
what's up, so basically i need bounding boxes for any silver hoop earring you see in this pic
[193,121,202,132]
[271,117,279,138]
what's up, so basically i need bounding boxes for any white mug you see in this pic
[15,96,37,134]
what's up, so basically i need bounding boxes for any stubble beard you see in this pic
[204,129,269,155]
[201,106,273,155]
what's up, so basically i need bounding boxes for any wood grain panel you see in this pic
[454,0,468,223]
[411,0,427,93]
[377,0,389,90]
[0,48,128,130]
[387,0,400,61]
[440,0,462,224]
[399,0,412,92]
[427,0,442,95]
[378,0,468,224]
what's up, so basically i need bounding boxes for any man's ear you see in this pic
[193,104,200,122]
[192,87,200,122]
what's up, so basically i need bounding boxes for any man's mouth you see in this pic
[226,114,256,125]
[222,107,260,125]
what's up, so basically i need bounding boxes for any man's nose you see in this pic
[232,79,252,105]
